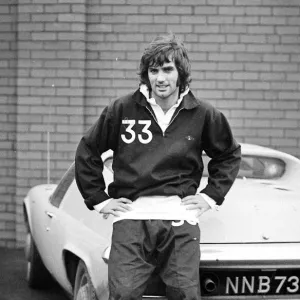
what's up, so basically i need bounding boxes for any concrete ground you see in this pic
[0,247,68,300]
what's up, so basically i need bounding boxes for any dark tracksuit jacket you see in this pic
[75,88,241,210]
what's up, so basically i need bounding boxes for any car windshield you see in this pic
[104,155,285,180]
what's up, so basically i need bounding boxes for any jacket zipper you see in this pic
[168,107,185,128]
[145,106,165,136]
[146,106,185,137]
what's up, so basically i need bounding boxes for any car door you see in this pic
[44,157,115,290]
[42,164,76,283]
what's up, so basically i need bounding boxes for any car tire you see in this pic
[73,260,99,300]
[25,230,52,289]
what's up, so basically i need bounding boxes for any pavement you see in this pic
[0,247,68,300]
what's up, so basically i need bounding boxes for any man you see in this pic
[75,34,241,300]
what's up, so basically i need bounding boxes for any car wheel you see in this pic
[25,230,52,289]
[73,260,98,300]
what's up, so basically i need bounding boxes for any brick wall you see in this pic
[0,0,299,247]
[0,0,18,248]
[84,0,300,156]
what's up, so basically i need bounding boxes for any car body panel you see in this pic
[198,178,300,243]
[23,144,300,299]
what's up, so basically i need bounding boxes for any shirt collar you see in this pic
[133,85,200,110]
[139,84,190,108]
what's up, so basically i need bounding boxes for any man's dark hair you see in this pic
[139,33,191,93]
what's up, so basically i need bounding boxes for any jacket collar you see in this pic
[133,86,200,110]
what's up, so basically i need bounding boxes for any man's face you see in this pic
[148,60,180,102]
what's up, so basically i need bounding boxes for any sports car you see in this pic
[23,143,300,300]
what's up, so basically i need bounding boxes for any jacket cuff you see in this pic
[94,199,111,213]
[200,186,224,206]
[197,192,217,210]
[84,191,110,210]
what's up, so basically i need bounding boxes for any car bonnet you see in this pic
[198,178,300,244]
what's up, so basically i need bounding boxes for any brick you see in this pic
[271,120,298,128]
[259,73,285,81]
[72,4,86,13]
[45,4,70,13]
[56,50,86,59]
[127,15,153,23]
[270,82,297,90]
[58,14,85,23]
[193,62,218,71]
[195,6,218,15]
[207,0,233,4]
[196,90,223,99]
[219,6,245,15]
[101,0,125,3]
[181,16,206,24]
[260,17,286,25]
[152,0,180,4]
[241,94,271,106]
[127,0,152,3]
[248,26,274,34]
[286,74,300,81]
[208,53,234,61]
[285,129,300,138]
[58,32,85,41]
[192,43,219,52]
[18,5,43,13]
[220,25,247,33]
[194,25,219,33]
[275,45,300,53]
[18,23,44,32]
[285,111,300,119]
[271,138,298,147]
[245,82,270,90]
[218,62,244,71]
[199,35,225,43]
[273,7,300,16]
[168,25,194,33]
[208,16,233,24]
[153,15,180,24]
[277,26,300,35]
[263,54,289,62]
[32,32,57,41]
[233,72,258,80]
[236,53,262,62]
[247,44,274,52]
[281,35,300,44]
[0,231,15,240]
[217,81,243,89]
[45,23,71,32]
[235,17,259,24]
[288,17,300,25]
[167,6,192,14]
[187,51,207,61]
[31,14,57,22]
[245,63,271,71]
[241,35,267,44]
[246,7,272,15]
[193,80,216,89]
[279,92,300,100]
[272,63,298,72]
[245,119,271,127]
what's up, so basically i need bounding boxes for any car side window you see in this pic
[50,163,75,208]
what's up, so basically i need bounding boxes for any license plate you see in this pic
[200,269,300,296]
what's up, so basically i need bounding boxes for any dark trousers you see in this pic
[108,219,201,300]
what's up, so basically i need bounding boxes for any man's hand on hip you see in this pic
[181,194,211,218]
[100,198,132,217]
